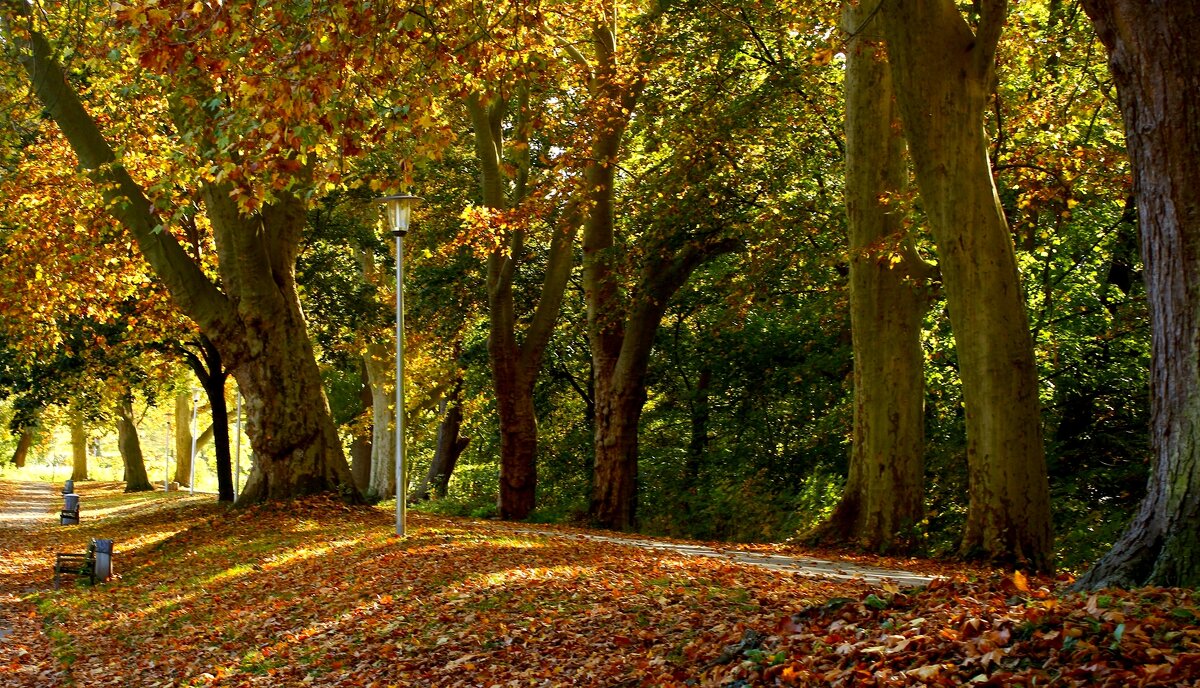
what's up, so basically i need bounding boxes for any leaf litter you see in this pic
[1,481,1198,686]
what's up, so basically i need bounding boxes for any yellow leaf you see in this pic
[1011,570,1029,592]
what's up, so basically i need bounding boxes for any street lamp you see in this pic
[376,193,421,537]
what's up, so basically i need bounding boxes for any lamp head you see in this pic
[376,194,422,236]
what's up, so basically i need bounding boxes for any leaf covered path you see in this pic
[2,481,1199,687]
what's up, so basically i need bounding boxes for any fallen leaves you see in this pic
[2,480,1199,686]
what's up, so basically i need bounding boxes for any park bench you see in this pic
[53,541,96,589]
[60,492,80,525]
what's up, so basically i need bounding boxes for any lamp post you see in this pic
[234,390,242,501]
[377,193,420,537]
[164,419,172,492]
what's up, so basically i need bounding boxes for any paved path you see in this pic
[516,530,937,588]
[0,481,66,687]
[0,481,56,530]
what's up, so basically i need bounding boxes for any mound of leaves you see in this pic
[693,574,1200,686]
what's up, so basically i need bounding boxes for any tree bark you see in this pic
[69,416,88,481]
[173,392,195,487]
[116,396,154,492]
[580,21,736,530]
[10,13,358,505]
[412,374,469,502]
[349,360,373,494]
[881,0,1054,570]
[814,1,930,553]
[11,427,33,468]
[363,342,396,499]
[468,90,576,520]
[1075,1,1200,589]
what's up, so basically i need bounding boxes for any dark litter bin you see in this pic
[63,479,74,495]
[93,539,113,581]
[60,493,80,525]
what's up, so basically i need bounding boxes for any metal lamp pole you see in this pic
[377,193,420,537]
[165,419,172,492]
[234,390,242,501]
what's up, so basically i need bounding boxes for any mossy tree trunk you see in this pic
[881,0,1053,570]
[815,0,931,553]
[1075,0,1200,589]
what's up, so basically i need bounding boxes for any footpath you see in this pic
[514,529,936,588]
[0,481,65,687]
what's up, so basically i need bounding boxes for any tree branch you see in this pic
[973,0,1008,79]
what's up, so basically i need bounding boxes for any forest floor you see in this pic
[1,480,1198,687]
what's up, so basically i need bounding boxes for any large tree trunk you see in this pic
[881,0,1054,570]
[363,342,396,499]
[233,306,353,503]
[69,416,88,481]
[581,22,735,530]
[1075,1,1200,589]
[468,92,576,520]
[12,14,358,506]
[116,397,154,492]
[11,427,33,468]
[814,1,929,553]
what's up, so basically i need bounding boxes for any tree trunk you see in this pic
[116,397,154,492]
[1075,0,1200,589]
[173,392,194,486]
[204,374,233,502]
[176,335,234,501]
[11,427,33,468]
[590,372,646,530]
[363,342,396,499]
[13,16,358,506]
[881,0,1054,570]
[684,366,712,495]
[349,360,373,494]
[412,376,469,502]
[468,91,576,520]
[69,417,88,481]
[233,309,355,503]
[581,22,735,530]
[814,1,929,553]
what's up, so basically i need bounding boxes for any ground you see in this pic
[1,480,1198,687]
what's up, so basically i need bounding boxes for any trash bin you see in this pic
[63,479,74,495]
[61,493,80,525]
[93,539,113,582]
